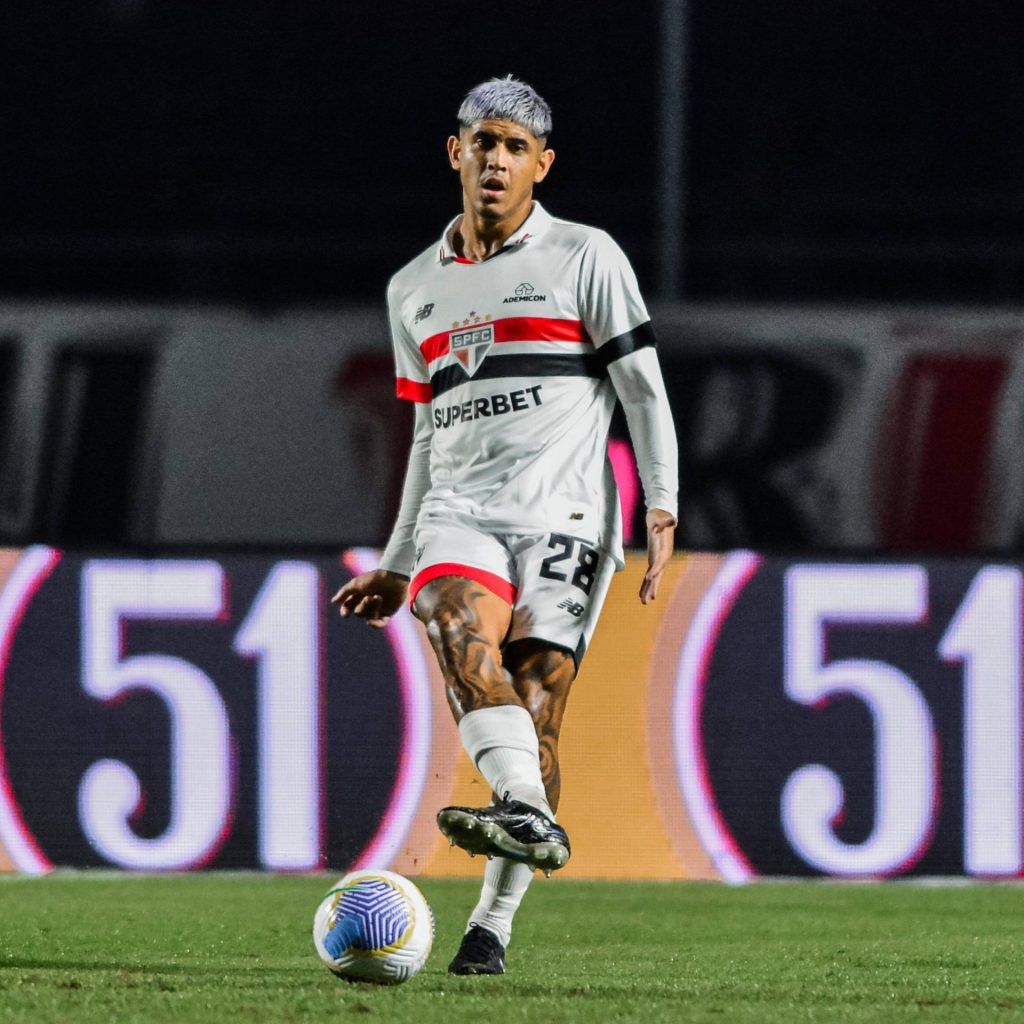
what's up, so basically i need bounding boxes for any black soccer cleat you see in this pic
[447,925,507,976]
[436,795,571,875]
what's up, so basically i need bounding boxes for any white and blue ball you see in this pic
[312,869,434,984]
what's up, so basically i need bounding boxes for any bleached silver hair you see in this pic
[457,76,553,141]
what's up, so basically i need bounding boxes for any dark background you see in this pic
[4,0,1021,305]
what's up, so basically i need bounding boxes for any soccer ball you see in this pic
[312,869,434,985]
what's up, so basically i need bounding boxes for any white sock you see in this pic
[458,705,553,818]
[467,857,535,947]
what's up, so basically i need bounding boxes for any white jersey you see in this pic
[386,202,674,569]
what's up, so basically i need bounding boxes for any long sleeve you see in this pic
[574,229,679,519]
[378,401,433,576]
[606,346,679,518]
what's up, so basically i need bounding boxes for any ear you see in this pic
[447,135,462,171]
[534,147,556,184]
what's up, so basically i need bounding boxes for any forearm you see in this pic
[607,347,679,517]
[378,403,433,576]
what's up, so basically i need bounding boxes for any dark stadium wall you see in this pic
[4,2,1019,305]
[0,302,1022,555]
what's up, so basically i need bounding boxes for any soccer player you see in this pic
[332,76,678,975]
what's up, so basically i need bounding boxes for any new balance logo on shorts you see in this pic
[557,598,585,618]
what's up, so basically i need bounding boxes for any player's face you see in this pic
[447,119,555,223]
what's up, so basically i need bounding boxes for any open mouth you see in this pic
[481,178,507,199]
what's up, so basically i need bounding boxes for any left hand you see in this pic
[639,507,677,605]
[330,569,409,628]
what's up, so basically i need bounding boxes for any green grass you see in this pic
[1,875,1024,1023]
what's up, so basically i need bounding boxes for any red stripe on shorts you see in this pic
[409,562,516,607]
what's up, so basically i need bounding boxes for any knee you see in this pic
[505,641,575,727]
[505,641,575,693]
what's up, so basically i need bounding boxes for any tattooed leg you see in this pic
[413,576,518,722]
[421,577,555,842]
[503,639,576,813]
[442,639,575,949]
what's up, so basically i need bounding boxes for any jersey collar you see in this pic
[438,202,553,263]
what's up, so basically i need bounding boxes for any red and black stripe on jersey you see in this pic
[398,319,657,402]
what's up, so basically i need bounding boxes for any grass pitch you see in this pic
[1,875,1023,1023]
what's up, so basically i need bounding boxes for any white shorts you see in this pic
[409,514,617,668]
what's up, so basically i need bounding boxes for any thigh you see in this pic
[506,531,618,670]
[410,518,518,719]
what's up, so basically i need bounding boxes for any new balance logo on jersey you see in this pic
[414,303,434,323]
[503,281,546,304]
[450,323,495,375]
[557,598,585,618]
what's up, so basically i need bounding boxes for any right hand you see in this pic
[330,569,409,628]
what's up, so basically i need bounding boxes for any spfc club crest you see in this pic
[449,321,495,376]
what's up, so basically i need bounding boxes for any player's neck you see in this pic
[453,199,534,262]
